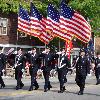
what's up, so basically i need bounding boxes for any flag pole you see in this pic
[45,43,46,49]
[58,37,61,68]
[30,35,32,48]
[14,30,19,69]
[93,32,95,56]
[16,31,19,52]
[58,37,61,52]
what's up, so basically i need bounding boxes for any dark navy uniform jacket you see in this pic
[40,53,54,71]
[15,54,25,70]
[0,53,6,72]
[95,57,100,68]
[76,56,90,76]
[28,53,41,69]
[95,57,100,74]
[58,54,70,70]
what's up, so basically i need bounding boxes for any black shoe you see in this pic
[1,84,5,88]
[63,86,66,91]
[48,85,52,90]
[96,82,100,85]
[34,85,39,90]
[29,86,33,91]
[44,89,47,92]
[58,90,63,93]
[49,85,52,88]
[96,83,98,85]
[78,91,83,95]
[20,83,24,89]
[16,86,20,90]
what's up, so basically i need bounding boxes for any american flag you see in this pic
[39,18,54,44]
[18,5,31,35]
[46,3,73,41]
[30,2,42,37]
[60,3,91,43]
[30,2,53,44]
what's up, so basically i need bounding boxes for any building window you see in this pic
[0,18,8,35]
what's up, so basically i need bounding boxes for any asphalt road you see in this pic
[0,75,100,100]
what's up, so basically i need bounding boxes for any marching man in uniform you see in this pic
[75,49,90,95]
[14,48,25,90]
[56,48,71,93]
[28,47,40,91]
[95,52,100,85]
[0,50,6,89]
[41,47,53,92]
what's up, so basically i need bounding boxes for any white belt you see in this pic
[58,64,66,69]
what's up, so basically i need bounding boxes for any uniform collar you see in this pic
[0,52,3,54]
[18,53,22,56]
[32,52,36,56]
[46,52,49,55]
[33,52,36,55]
[61,53,65,57]
[80,55,85,58]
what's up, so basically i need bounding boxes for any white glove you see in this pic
[56,51,62,55]
[42,50,46,54]
[38,69,42,73]
[22,69,24,72]
[87,74,91,77]
[12,67,15,70]
[2,69,5,72]
[14,64,17,68]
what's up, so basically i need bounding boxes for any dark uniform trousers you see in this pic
[57,54,70,92]
[75,72,86,92]
[41,53,53,91]
[0,72,5,86]
[15,67,23,88]
[58,67,67,91]
[75,56,90,94]
[29,66,39,89]
[15,54,24,89]
[43,67,51,90]
[28,53,40,91]
[0,53,6,88]
[95,58,100,84]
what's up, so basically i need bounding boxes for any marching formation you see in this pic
[0,47,100,95]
